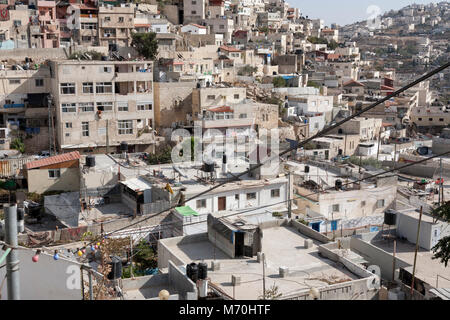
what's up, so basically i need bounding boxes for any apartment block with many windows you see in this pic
[49,60,161,154]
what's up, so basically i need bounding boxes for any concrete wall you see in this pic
[153,81,196,129]
[121,273,169,290]
[290,219,331,243]
[0,247,86,299]
[27,167,80,194]
[350,237,411,282]
[168,260,198,300]
[157,233,209,269]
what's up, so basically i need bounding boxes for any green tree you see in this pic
[272,76,286,88]
[131,32,159,60]
[10,138,25,153]
[147,144,172,165]
[432,201,450,266]
[133,239,157,270]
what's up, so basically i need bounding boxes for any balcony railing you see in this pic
[4,104,25,109]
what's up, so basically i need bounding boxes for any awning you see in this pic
[175,206,199,217]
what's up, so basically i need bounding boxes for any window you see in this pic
[62,103,77,113]
[104,17,111,22]
[234,94,240,99]
[60,83,76,94]
[219,24,224,29]
[191,10,197,14]
[83,82,93,93]
[97,102,113,111]
[235,194,239,200]
[82,36,91,42]
[239,113,247,119]
[247,192,256,200]
[79,102,94,112]
[82,122,89,137]
[376,199,385,208]
[118,120,133,135]
[118,102,128,112]
[439,118,444,122]
[48,169,60,179]
[332,204,340,212]
[429,118,433,121]
[196,199,206,208]
[118,17,124,23]
[96,82,113,93]
[314,122,319,129]
[418,117,422,121]
[207,95,215,100]
[65,122,72,128]
[271,189,280,198]
[35,79,44,87]
[101,67,112,73]
[192,0,196,4]
[361,201,366,207]
[9,79,20,84]
[137,103,152,111]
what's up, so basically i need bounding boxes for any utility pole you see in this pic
[393,142,397,171]
[106,119,109,154]
[411,206,423,298]
[287,172,292,219]
[130,236,134,278]
[439,158,443,205]
[5,204,20,300]
[392,239,396,283]
[376,130,381,162]
[262,253,266,300]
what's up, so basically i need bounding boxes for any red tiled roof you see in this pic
[343,79,365,87]
[219,45,242,53]
[381,85,394,91]
[189,23,207,29]
[208,106,233,113]
[327,53,340,60]
[26,151,81,170]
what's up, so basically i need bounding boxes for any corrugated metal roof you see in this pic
[0,157,34,178]
[120,177,152,191]
[26,151,80,170]
[430,288,450,300]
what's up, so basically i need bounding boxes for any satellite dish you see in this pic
[172,165,188,178]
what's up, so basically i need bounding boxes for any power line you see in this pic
[96,62,449,241]
[17,63,450,251]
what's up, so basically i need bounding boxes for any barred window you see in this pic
[82,122,89,137]
[118,102,128,111]
[97,102,113,111]
[62,103,76,113]
[60,83,76,94]
[96,82,113,93]
[79,102,94,112]
[137,103,152,111]
[118,120,133,135]
[82,82,94,94]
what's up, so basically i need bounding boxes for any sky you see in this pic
[289,0,439,26]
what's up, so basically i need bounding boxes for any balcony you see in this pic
[4,103,25,109]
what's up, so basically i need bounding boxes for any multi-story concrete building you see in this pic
[37,0,61,48]
[48,60,161,154]
[98,4,135,50]
[183,0,206,24]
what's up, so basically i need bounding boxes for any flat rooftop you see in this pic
[165,225,360,300]
[371,238,450,288]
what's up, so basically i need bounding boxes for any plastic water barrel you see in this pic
[198,262,208,280]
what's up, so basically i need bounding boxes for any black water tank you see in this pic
[120,141,128,152]
[384,209,397,226]
[198,262,208,280]
[107,256,122,280]
[305,165,310,173]
[189,262,198,282]
[202,162,215,172]
[17,207,24,221]
[417,146,429,156]
[335,179,343,190]
[222,154,227,164]
[86,155,95,167]
[186,263,192,279]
